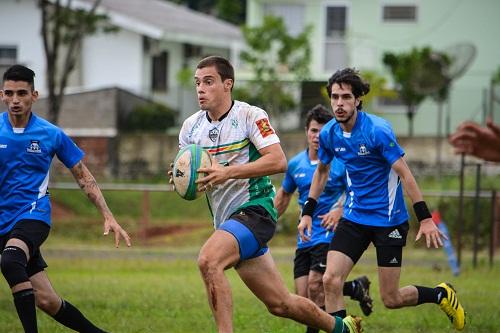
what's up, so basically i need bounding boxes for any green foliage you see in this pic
[359,70,397,110]
[240,16,312,122]
[52,6,118,44]
[176,67,194,88]
[123,103,176,132]
[382,47,449,136]
[492,66,500,84]
[215,0,245,24]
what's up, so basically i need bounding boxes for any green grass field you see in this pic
[1,181,498,332]
[0,244,499,332]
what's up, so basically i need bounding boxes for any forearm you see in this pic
[309,162,330,200]
[274,188,292,217]
[225,146,286,179]
[71,162,112,218]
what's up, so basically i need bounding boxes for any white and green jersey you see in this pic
[179,100,280,228]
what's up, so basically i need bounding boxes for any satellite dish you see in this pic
[411,52,449,94]
[412,43,477,95]
[444,43,477,80]
[410,43,476,177]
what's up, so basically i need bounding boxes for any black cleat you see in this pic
[351,276,373,316]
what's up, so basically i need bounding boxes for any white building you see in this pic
[0,0,244,123]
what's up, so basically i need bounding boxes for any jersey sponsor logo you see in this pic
[294,173,306,178]
[27,140,42,154]
[255,118,274,138]
[335,147,346,152]
[388,229,402,239]
[209,127,219,142]
[357,143,370,156]
[231,119,239,128]
[319,262,327,268]
[0,144,7,149]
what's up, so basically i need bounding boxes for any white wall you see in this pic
[81,29,144,94]
[0,0,46,94]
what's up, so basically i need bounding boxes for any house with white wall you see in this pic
[247,0,500,136]
[0,0,244,124]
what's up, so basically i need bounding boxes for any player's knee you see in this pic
[35,291,61,314]
[197,253,220,279]
[322,272,343,292]
[0,246,29,287]
[266,298,291,318]
[308,278,323,297]
[380,293,401,309]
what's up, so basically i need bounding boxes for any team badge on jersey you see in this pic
[255,118,274,138]
[209,128,219,142]
[27,140,42,154]
[357,143,370,156]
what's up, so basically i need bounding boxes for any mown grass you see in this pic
[0,245,499,332]
[13,176,496,332]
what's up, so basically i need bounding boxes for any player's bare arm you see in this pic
[274,187,293,217]
[197,142,286,187]
[391,158,445,248]
[297,161,330,241]
[70,161,131,247]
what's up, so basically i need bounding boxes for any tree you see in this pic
[169,0,246,24]
[239,16,312,127]
[39,0,117,124]
[382,47,447,136]
[492,66,500,84]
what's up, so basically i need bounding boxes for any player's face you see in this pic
[330,83,360,126]
[1,80,38,122]
[194,66,232,112]
[306,120,324,152]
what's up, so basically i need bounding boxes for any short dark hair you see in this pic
[197,56,234,89]
[3,65,35,90]
[305,104,333,129]
[326,68,369,110]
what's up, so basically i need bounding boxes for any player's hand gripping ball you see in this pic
[171,144,212,200]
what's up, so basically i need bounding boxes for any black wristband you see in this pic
[413,201,432,222]
[301,197,317,217]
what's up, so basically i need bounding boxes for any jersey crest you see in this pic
[27,140,42,154]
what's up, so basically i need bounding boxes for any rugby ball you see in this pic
[172,144,212,200]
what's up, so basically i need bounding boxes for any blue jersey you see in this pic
[318,111,408,227]
[282,150,346,248]
[0,112,84,235]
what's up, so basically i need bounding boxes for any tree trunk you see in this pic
[407,104,415,137]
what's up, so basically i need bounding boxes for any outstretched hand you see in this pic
[449,119,500,162]
[415,219,446,248]
[103,217,132,248]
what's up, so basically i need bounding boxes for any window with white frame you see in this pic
[383,5,417,22]
[324,6,348,71]
[262,4,305,37]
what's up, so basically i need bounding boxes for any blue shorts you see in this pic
[218,206,275,261]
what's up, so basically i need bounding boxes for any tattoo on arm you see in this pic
[71,162,111,215]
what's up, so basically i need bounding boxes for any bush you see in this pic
[124,103,176,131]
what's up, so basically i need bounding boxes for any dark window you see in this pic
[383,5,417,22]
[0,46,17,64]
[0,46,17,80]
[152,51,168,92]
[326,6,346,37]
